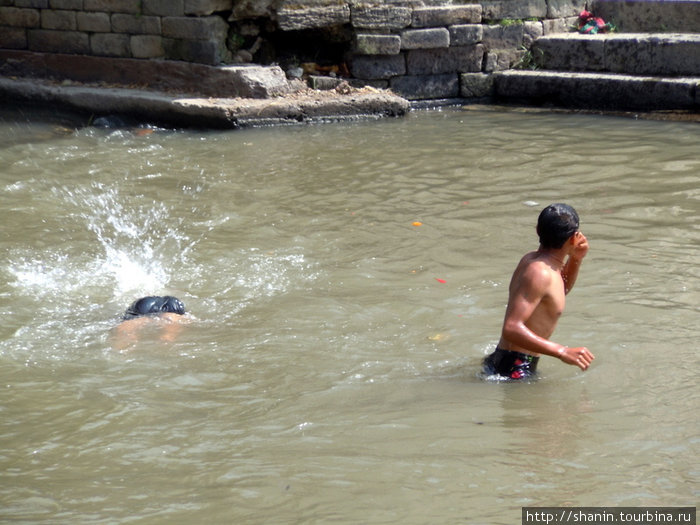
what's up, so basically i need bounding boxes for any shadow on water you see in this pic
[0,102,169,149]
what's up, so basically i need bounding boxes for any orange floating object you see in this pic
[412,221,423,226]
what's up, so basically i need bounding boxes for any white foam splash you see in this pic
[3,182,193,361]
[102,245,168,296]
[59,183,186,299]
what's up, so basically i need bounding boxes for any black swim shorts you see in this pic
[483,347,539,380]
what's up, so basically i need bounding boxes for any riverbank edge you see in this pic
[0,76,411,129]
[2,75,698,129]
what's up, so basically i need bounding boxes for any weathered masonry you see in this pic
[0,0,234,64]
[0,0,587,100]
[276,1,585,100]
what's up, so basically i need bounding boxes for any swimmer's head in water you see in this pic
[537,203,579,249]
[123,296,185,320]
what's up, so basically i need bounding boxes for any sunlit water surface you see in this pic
[1,107,698,524]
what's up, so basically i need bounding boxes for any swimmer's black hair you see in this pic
[123,296,185,320]
[537,203,579,249]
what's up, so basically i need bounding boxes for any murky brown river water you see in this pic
[1,106,698,524]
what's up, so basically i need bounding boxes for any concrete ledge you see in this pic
[533,34,605,71]
[606,34,700,76]
[494,70,699,110]
[0,76,410,128]
[534,33,700,76]
[591,0,700,32]
[0,50,289,98]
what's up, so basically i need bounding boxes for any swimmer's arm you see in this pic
[501,265,567,359]
[562,232,588,294]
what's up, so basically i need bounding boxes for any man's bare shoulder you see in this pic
[512,252,555,290]
[158,312,189,324]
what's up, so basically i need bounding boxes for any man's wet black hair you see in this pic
[537,203,579,249]
[123,296,185,320]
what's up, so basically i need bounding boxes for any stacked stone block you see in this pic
[348,5,486,100]
[0,0,233,65]
[0,0,589,101]
[343,2,580,100]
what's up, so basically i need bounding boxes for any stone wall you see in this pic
[0,0,234,65]
[0,0,587,99]
[338,1,584,99]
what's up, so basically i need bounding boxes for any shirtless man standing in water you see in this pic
[483,203,595,380]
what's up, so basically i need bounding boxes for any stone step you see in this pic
[591,0,700,33]
[493,70,699,110]
[532,33,700,77]
[0,49,291,98]
[0,76,410,129]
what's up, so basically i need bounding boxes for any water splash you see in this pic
[234,249,315,298]
[57,182,186,298]
[4,182,193,361]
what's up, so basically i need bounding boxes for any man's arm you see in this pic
[501,263,594,370]
[561,232,588,294]
[501,264,566,359]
